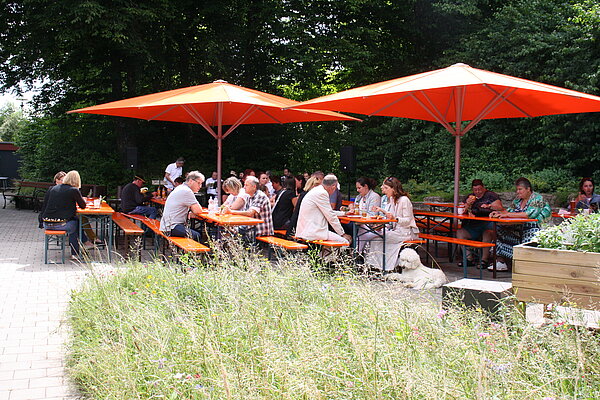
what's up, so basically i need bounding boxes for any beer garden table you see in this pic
[413,210,537,278]
[77,200,115,262]
[338,214,397,270]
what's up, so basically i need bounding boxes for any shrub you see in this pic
[535,213,600,252]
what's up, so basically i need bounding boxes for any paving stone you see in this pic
[0,206,88,399]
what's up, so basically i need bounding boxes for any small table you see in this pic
[338,214,397,270]
[77,201,115,262]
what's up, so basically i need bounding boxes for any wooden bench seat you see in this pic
[123,214,210,254]
[256,236,309,250]
[112,212,144,235]
[418,233,495,279]
[416,220,456,233]
[112,212,144,258]
[292,236,349,248]
[404,239,426,245]
[273,229,287,237]
[44,230,68,264]
[418,233,495,248]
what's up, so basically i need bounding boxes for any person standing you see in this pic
[164,157,185,192]
[205,171,219,200]
[296,174,351,245]
[160,171,205,242]
[120,175,157,219]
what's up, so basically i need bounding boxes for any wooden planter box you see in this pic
[513,243,600,311]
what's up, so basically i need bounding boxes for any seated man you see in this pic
[225,176,273,240]
[121,175,157,219]
[456,179,503,267]
[296,174,352,245]
[160,171,205,242]
[271,176,296,230]
[173,176,185,187]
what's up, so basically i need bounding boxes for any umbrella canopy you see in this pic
[69,80,359,201]
[291,63,600,209]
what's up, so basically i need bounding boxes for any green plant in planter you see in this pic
[535,213,600,252]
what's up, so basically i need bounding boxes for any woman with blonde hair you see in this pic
[41,170,93,260]
[222,176,249,210]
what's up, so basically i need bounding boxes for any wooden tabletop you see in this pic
[77,202,115,215]
[414,210,537,224]
[151,197,166,206]
[195,212,264,226]
[423,202,456,208]
[338,215,396,224]
[552,211,575,219]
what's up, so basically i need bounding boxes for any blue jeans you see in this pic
[43,219,88,255]
[129,205,158,219]
[170,224,202,242]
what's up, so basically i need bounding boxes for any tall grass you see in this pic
[67,245,600,399]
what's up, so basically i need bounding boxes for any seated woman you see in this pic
[222,176,249,210]
[349,177,381,216]
[343,176,381,235]
[575,177,600,211]
[490,177,551,271]
[363,177,419,272]
[41,170,93,260]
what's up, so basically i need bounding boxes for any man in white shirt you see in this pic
[160,171,204,242]
[205,171,219,199]
[296,174,351,245]
[164,157,185,191]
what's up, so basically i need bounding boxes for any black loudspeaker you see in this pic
[125,147,138,169]
[340,146,356,173]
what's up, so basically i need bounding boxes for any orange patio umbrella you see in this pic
[291,63,600,210]
[69,80,359,201]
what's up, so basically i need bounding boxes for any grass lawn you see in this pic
[67,245,600,399]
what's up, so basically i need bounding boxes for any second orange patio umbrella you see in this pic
[291,63,600,210]
[69,80,359,201]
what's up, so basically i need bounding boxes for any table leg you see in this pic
[108,215,113,263]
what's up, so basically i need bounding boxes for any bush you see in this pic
[67,251,600,399]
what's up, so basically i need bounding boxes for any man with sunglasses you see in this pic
[160,171,205,242]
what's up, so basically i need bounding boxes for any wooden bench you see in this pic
[257,236,309,259]
[44,230,68,264]
[112,212,144,258]
[124,214,210,255]
[273,229,287,237]
[9,181,51,211]
[418,233,495,279]
[293,236,349,248]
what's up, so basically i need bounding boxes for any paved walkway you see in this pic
[0,206,89,400]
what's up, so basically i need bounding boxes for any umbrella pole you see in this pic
[453,135,461,212]
[217,136,222,206]
[216,104,223,206]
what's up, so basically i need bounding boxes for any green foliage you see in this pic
[0,102,30,142]
[536,213,600,252]
[68,255,600,399]
[1,0,599,190]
